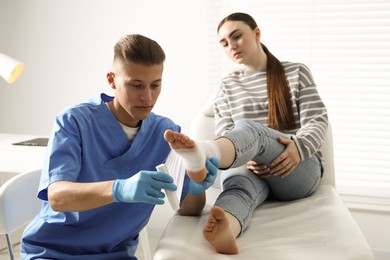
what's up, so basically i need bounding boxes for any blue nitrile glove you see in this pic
[112,170,177,204]
[189,157,220,196]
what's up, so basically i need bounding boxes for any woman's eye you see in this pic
[220,41,228,48]
[233,33,241,40]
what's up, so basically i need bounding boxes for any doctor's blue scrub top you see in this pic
[20,93,189,260]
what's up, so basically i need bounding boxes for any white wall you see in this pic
[2,0,389,257]
[0,0,210,135]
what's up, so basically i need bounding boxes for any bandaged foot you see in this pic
[203,206,239,255]
[164,129,220,182]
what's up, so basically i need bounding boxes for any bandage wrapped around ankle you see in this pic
[176,140,221,173]
[112,170,177,205]
[189,157,220,196]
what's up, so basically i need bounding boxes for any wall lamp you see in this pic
[0,53,24,84]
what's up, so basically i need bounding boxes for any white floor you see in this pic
[0,224,163,260]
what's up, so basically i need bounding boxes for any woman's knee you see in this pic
[235,119,267,134]
[220,166,249,183]
[222,173,269,200]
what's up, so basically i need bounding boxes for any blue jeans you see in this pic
[214,119,321,233]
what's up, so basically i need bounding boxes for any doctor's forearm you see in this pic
[48,180,115,212]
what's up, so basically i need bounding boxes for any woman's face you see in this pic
[218,21,260,65]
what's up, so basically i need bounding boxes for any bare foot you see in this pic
[203,206,239,254]
[164,129,207,182]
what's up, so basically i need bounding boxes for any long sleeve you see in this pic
[213,62,328,161]
[288,63,328,160]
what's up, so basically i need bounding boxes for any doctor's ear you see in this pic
[107,72,116,88]
[255,27,261,41]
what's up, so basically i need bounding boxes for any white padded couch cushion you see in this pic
[154,185,374,260]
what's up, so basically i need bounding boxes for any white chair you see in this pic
[0,168,152,260]
[153,98,374,260]
[0,169,42,260]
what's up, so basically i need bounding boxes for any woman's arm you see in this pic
[293,63,328,160]
[214,85,235,136]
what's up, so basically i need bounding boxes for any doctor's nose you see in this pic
[140,88,153,101]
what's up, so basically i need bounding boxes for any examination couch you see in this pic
[153,96,374,260]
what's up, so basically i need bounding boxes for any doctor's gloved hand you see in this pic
[112,170,177,205]
[189,157,220,196]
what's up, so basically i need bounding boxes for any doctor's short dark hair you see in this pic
[113,34,166,65]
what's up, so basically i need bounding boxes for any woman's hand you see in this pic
[269,137,301,178]
[247,137,301,179]
[246,161,271,179]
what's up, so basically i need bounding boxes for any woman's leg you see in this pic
[165,118,322,200]
[203,166,270,254]
[164,119,295,177]
[164,119,322,254]
[202,206,240,254]
[264,156,321,201]
[217,166,269,230]
[204,155,320,254]
[164,129,242,254]
[222,119,322,201]
[164,129,235,182]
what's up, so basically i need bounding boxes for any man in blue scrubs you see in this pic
[20,34,219,259]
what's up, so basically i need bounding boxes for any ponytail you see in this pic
[262,44,295,131]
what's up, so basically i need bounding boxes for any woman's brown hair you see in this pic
[218,13,295,131]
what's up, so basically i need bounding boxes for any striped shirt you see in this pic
[214,61,328,162]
